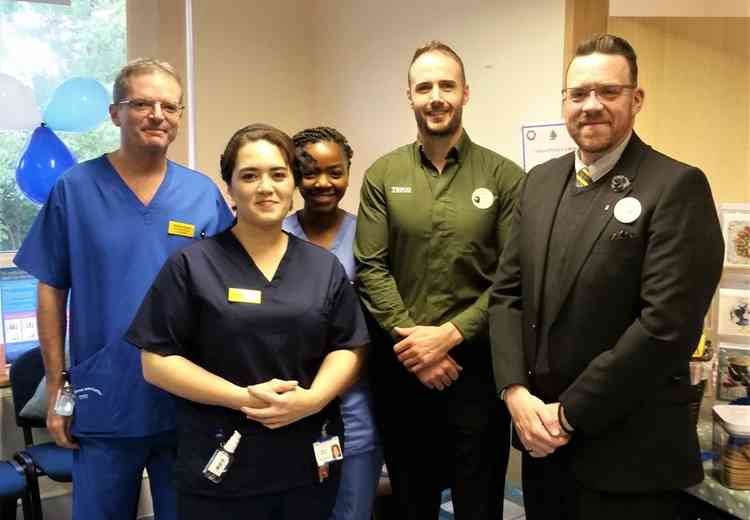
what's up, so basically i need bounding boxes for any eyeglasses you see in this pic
[561,84,636,103]
[118,98,184,117]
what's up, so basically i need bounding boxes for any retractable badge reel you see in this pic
[53,370,75,417]
[313,420,343,482]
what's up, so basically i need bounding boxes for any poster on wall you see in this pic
[520,122,576,172]
[720,203,750,268]
[0,267,39,362]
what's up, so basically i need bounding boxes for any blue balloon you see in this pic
[44,77,110,132]
[16,124,77,205]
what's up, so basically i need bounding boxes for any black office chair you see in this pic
[10,347,73,520]
[0,459,31,520]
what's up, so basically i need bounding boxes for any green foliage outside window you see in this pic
[0,0,125,251]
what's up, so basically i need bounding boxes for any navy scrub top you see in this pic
[126,228,369,497]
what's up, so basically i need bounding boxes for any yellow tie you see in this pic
[576,166,593,188]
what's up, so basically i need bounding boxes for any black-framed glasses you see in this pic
[118,98,184,117]
[561,84,636,103]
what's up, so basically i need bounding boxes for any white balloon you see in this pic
[0,73,41,131]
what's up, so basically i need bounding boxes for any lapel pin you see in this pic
[611,175,631,193]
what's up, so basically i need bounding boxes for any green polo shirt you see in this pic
[355,131,523,343]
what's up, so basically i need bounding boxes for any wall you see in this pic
[608,16,750,205]
[191,1,316,188]
[306,0,565,212]
[190,0,566,211]
[610,0,750,18]
[128,0,189,164]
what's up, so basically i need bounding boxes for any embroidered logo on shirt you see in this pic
[167,220,196,238]
[471,188,495,209]
[227,288,262,304]
[391,186,412,194]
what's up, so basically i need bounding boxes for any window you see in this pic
[0,0,126,253]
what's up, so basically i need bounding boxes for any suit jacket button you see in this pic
[530,323,536,329]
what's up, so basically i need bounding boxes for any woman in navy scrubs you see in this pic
[283,127,382,520]
[126,124,368,520]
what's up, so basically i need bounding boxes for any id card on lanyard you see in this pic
[313,420,343,482]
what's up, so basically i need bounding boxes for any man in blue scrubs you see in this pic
[14,59,233,519]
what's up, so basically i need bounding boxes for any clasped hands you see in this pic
[241,378,321,430]
[504,385,572,458]
[392,322,464,391]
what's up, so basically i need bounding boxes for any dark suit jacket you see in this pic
[489,133,724,492]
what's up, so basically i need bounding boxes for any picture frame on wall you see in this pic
[705,295,714,332]
[720,203,750,268]
[718,287,750,337]
[716,342,750,401]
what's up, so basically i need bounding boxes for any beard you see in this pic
[414,104,463,137]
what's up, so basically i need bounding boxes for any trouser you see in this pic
[370,333,511,520]
[329,447,384,520]
[522,447,682,520]
[72,431,177,520]
[178,473,339,520]
[380,403,510,520]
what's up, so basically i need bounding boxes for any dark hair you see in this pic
[571,34,638,85]
[219,124,300,186]
[113,58,183,104]
[292,126,353,177]
[408,40,466,85]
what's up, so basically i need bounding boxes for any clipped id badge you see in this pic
[53,371,75,417]
[312,420,343,482]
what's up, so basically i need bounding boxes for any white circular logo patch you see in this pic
[614,197,641,224]
[472,188,494,209]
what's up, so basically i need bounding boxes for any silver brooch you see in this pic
[611,175,631,193]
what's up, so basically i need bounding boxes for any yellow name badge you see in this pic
[228,288,262,304]
[167,220,196,238]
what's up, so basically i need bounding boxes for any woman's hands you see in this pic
[241,378,323,429]
[242,348,364,429]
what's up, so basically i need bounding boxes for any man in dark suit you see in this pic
[489,34,724,519]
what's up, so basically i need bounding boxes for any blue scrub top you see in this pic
[14,155,234,438]
[283,210,380,456]
[127,229,370,497]
[283,211,357,280]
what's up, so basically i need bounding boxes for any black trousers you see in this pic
[382,403,510,520]
[177,471,339,520]
[522,447,681,520]
[371,330,511,520]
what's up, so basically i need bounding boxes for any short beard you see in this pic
[415,105,463,138]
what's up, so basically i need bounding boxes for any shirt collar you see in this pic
[415,129,471,169]
[574,130,632,182]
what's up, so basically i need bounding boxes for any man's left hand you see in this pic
[393,322,464,372]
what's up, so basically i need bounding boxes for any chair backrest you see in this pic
[9,347,46,444]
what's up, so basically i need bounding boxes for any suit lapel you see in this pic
[532,154,574,318]
[547,134,649,326]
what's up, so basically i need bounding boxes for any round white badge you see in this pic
[613,197,641,224]
[471,188,494,209]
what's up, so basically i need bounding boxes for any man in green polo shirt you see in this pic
[354,40,523,520]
